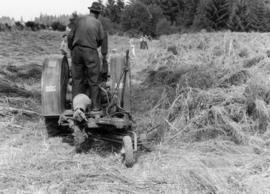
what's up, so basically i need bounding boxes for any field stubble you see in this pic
[1,31,270,193]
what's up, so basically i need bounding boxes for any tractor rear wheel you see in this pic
[122,136,134,168]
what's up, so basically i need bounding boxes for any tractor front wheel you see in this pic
[122,136,134,168]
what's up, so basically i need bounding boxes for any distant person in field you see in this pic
[67,2,105,116]
[129,38,136,68]
[140,35,148,50]
[129,38,136,57]
[139,36,143,49]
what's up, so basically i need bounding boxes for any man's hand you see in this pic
[61,49,67,56]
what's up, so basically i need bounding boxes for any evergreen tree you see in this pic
[139,0,160,6]
[159,0,181,25]
[194,0,232,30]
[121,1,163,36]
[228,0,267,32]
[228,0,250,31]
[148,4,166,36]
[115,0,125,23]
[176,0,200,27]
[248,0,266,31]
[116,0,125,10]
[118,0,270,34]
[265,7,270,31]
[104,0,124,23]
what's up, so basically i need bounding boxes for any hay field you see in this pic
[1,31,270,193]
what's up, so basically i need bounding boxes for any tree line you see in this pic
[101,0,270,37]
[0,15,68,32]
[1,0,270,36]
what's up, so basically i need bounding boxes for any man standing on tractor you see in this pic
[67,2,106,117]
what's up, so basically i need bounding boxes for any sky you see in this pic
[0,0,98,21]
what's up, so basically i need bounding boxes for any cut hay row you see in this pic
[138,32,270,148]
[129,32,270,193]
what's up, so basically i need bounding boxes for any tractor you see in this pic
[41,50,137,167]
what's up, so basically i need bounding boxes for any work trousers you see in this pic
[71,46,100,110]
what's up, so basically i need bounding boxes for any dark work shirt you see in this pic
[68,15,104,50]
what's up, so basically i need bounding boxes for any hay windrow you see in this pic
[142,34,270,147]
[218,69,251,88]
[243,56,264,68]
[165,89,249,144]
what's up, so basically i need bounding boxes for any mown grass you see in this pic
[1,31,270,193]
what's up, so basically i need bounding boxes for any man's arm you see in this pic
[97,22,104,48]
[101,31,108,81]
[67,19,77,50]
[98,23,108,81]
[101,31,108,56]
[67,28,75,50]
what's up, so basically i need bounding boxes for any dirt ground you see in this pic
[1,31,270,194]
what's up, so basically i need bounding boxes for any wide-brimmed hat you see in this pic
[88,2,102,13]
